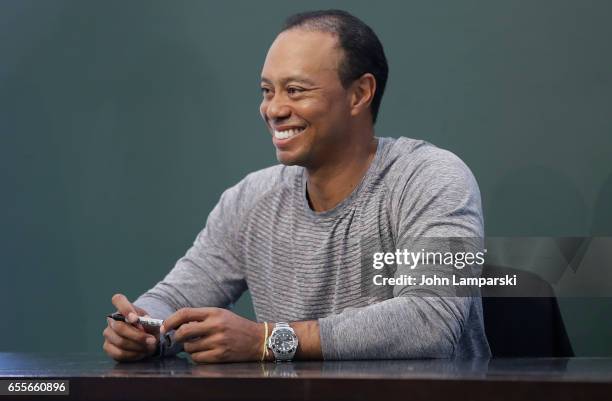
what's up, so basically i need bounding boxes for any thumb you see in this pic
[111,293,141,323]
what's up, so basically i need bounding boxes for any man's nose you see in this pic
[265,95,291,120]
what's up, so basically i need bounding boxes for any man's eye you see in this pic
[287,87,304,95]
[261,87,271,95]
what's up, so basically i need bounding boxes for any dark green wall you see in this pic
[1,0,611,355]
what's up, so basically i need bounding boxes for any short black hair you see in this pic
[282,10,388,124]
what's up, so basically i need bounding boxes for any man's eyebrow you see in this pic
[260,76,316,86]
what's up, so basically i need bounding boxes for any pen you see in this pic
[107,312,164,328]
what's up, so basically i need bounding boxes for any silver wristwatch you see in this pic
[267,322,298,362]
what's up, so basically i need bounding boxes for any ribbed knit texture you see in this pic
[135,137,491,359]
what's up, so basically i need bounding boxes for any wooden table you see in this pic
[1,353,611,400]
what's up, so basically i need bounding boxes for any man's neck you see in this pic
[305,135,378,212]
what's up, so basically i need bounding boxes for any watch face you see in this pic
[271,328,297,353]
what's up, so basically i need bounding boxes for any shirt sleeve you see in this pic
[318,147,487,360]
[134,181,248,356]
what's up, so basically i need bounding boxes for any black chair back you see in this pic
[481,264,574,357]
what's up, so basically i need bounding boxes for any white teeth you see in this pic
[274,127,304,139]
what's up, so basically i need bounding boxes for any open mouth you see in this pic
[273,127,306,140]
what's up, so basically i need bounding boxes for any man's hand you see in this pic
[102,293,159,362]
[160,307,264,363]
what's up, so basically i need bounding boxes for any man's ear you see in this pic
[350,73,376,118]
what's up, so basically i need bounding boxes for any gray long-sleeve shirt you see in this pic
[134,137,491,359]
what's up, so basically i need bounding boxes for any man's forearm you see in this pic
[317,296,475,360]
[291,320,323,360]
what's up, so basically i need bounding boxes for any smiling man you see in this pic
[103,9,491,363]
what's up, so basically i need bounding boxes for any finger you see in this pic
[174,321,215,343]
[134,306,149,317]
[190,348,225,364]
[182,334,216,354]
[104,322,154,353]
[110,318,158,346]
[132,306,151,325]
[104,327,150,353]
[111,293,139,323]
[161,307,213,334]
[103,340,145,362]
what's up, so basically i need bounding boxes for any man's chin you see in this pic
[276,150,305,166]
[276,155,299,167]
